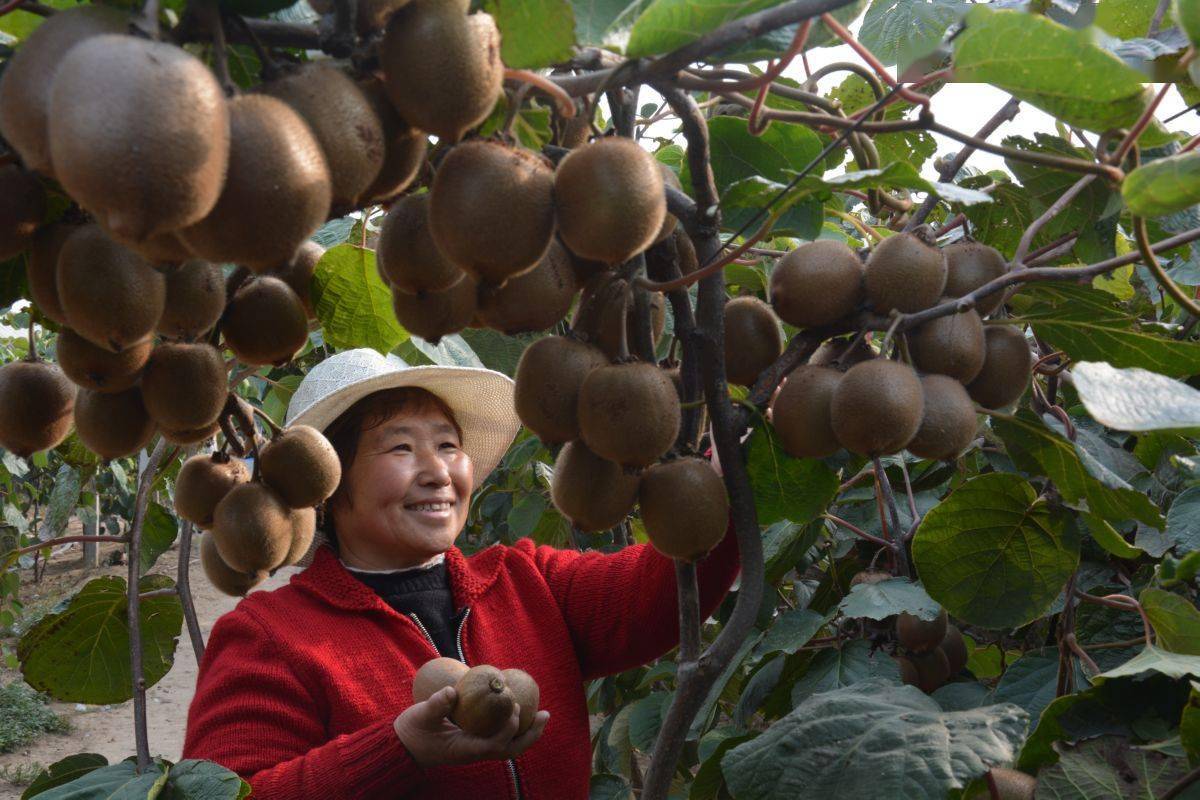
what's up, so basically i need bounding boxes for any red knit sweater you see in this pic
[182,526,740,799]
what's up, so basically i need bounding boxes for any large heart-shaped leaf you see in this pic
[1073,361,1200,432]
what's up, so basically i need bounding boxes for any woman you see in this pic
[182,347,740,799]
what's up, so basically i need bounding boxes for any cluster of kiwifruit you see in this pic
[412,656,540,737]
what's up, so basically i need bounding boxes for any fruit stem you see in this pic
[615,284,631,361]
[872,457,910,577]
[1134,215,1200,318]
[25,313,36,361]
[195,0,236,96]
[250,405,284,436]
[504,68,577,122]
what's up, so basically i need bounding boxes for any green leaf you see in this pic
[569,0,635,44]
[1123,151,1200,218]
[589,773,635,800]
[912,472,1079,629]
[715,0,867,61]
[164,759,252,799]
[789,640,902,706]
[1101,0,1171,37]
[836,578,941,621]
[506,493,546,536]
[1080,512,1144,560]
[477,94,554,151]
[139,502,178,576]
[485,0,576,68]
[0,0,80,41]
[859,0,966,68]
[1169,487,1200,554]
[261,374,303,429]
[1177,0,1200,48]
[625,0,781,57]
[959,177,1037,259]
[1182,684,1200,765]
[628,691,672,752]
[312,243,408,354]
[22,758,168,800]
[1035,736,1195,798]
[1097,645,1200,683]
[1073,361,1200,433]
[21,754,108,799]
[1002,135,1115,245]
[994,649,1086,725]
[1142,588,1200,655]
[744,424,839,526]
[754,608,829,657]
[38,464,80,540]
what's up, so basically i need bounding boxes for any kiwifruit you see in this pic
[909,647,951,693]
[897,608,948,653]
[895,656,919,688]
[577,362,681,467]
[940,624,967,675]
[180,94,332,270]
[260,63,384,209]
[830,359,924,456]
[638,457,730,561]
[157,261,225,341]
[259,425,341,508]
[724,296,782,387]
[56,328,150,394]
[175,453,251,529]
[0,166,45,260]
[864,232,947,314]
[112,229,195,266]
[211,481,295,573]
[555,109,592,150]
[908,307,985,383]
[809,336,875,369]
[554,137,667,265]
[139,343,227,431]
[452,665,516,737]
[270,241,323,319]
[550,440,639,531]
[965,326,1032,409]
[566,249,609,285]
[222,276,309,367]
[199,532,268,598]
[850,569,891,586]
[56,225,166,353]
[429,140,556,285]
[162,420,222,445]
[377,194,464,295]
[48,36,229,241]
[770,240,865,328]
[987,768,1037,800]
[25,224,77,326]
[283,506,317,567]
[379,1,503,142]
[413,657,469,703]
[477,240,577,334]
[390,273,478,344]
[944,240,1007,317]
[73,387,155,459]
[654,163,682,245]
[514,336,608,444]
[0,4,127,176]
[644,227,698,284]
[501,668,539,735]
[675,228,699,276]
[0,359,76,457]
[907,376,978,461]
[769,365,841,458]
[358,79,427,205]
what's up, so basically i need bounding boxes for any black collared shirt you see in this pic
[344,559,461,659]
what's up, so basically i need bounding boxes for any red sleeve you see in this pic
[182,609,424,799]
[516,517,740,680]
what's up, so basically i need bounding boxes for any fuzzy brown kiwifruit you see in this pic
[413,657,469,703]
[808,336,875,370]
[724,296,782,388]
[554,137,667,265]
[514,336,608,444]
[211,481,295,573]
[283,505,317,565]
[0,166,45,260]
[864,232,947,314]
[269,241,323,320]
[377,194,464,295]
[175,453,252,529]
[222,276,310,367]
[390,273,478,344]
[180,94,332,270]
[909,647,951,693]
[477,240,578,334]
[897,608,948,653]
[73,386,156,459]
[112,229,195,266]
[578,362,681,467]
[944,240,1007,317]
[769,364,842,459]
[358,79,427,205]
[830,359,924,456]
[157,260,225,341]
[199,532,268,598]
[654,163,682,245]
[48,36,229,241]
[586,285,666,361]
[555,108,592,150]
[56,225,165,353]
[770,240,865,328]
[908,307,985,384]
[940,624,967,675]
[379,1,502,142]
[0,359,76,457]
[161,420,222,445]
[965,326,1033,409]
[987,768,1037,800]
[638,457,730,561]
[675,228,699,276]
[259,425,341,508]
[452,665,515,737]
[895,656,919,689]
[501,668,540,735]
[429,140,556,286]
[56,328,150,394]
[25,223,77,326]
[139,343,227,431]
[550,440,638,532]
[907,375,978,461]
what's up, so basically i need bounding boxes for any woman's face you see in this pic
[330,405,474,569]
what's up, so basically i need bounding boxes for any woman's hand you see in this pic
[393,686,550,768]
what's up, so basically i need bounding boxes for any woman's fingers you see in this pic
[507,710,550,756]
[412,686,457,726]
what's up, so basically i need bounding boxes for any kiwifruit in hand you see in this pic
[199,532,268,598]
[0,166,45,260]
[260,63,384,209]
[0,4,127,176]
[48,36,229,241]
[965,326,1032,409]
[896,608,948,653]
[501,668,539,735]
[909,647,951,693]
[478,241,577,334]
[26,224,78,326]
[259,425,341,508]
[770,240,865,328]
[654,163,682,245]
[452,665,516,738]
[429,140,556,286]
[379,1,503,142]
[550,440,638,531]
[724,296,782,387]
[162,420,222,445]
[554,137,667,265]
[270,241,323,319]
[175,452,251,529]
[638,457,730,561]
[284,506,317,567]
[578,362,681,467]
[359,79,427,205]
[391,273,478,344]
[944,240,1007,317]
[140,343,227,431]
[413,657,469,703]
[223,276,309,367]
[940,624,967,675]
[987,768,1037,800]
[73,387,155,460]
[211,481,295,573]
[157,260,225,341]
[908,307,985,384]
[864,232,947,314]
[0,359,76,457]
[907,375,977,461]
[769,365,842,458]
[809,336,875,370]
[181,95,332,270]
[514,336,608,444]
[378,194,464,295]
[830,359,923,456]
[56,329,148,395]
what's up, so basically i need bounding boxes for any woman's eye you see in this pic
[391,443,412,452]
[440,442,459,450]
